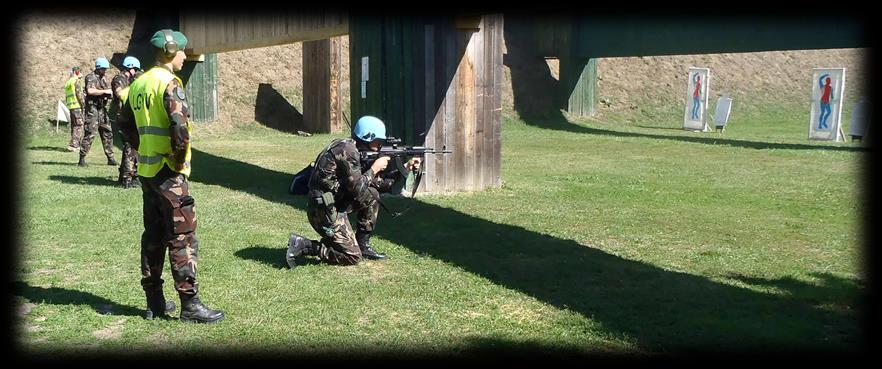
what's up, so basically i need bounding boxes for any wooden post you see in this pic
[303,39,331,133]
[329,36,344,133]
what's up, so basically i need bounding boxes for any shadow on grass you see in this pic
[518,112,868,153]
[234,246,322,269]
[189,148,864,353]
[12,281,143,317]
[726,272,865,309]
[32,161,79,166]
[27,146,71,152]
[48,175,119,188]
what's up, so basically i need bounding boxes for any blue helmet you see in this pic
[353,116,386,143]
[122,56,141,70]
[95,57,110,69]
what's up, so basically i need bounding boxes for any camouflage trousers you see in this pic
[305,187,379,265]
[117,129,138,184]
[68,108,84,149]
[139,166,199,296]
[80,103,114,159]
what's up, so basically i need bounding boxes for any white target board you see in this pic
[808,68,846,141]
[684,68,710,131]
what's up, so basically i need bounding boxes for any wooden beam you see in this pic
[180,13,348,55]
[184,51,205,62]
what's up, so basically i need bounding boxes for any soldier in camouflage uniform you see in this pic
[285,116,421,267]
[111,56,143,188]
[118,29,224,323]
[64,66,86,152]
[78,57,116,167]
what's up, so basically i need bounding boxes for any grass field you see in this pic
[15,110,866,357]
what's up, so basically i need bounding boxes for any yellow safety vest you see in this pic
[64,76,81,109]
[128,67,191,178]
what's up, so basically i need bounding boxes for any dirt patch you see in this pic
[18,302,36,317]
[497,300,547,325]
[92,318,126,340]
[34,268,56,275]
[335,258,399,282]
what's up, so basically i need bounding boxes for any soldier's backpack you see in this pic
[289,162,314,195]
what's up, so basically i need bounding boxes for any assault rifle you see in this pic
[359,137,452,217]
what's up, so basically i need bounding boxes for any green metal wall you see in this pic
[350,16,442,145]
[562,58,596,117]
[184,53,218,123]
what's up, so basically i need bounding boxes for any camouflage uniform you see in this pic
[138,166,199,296]
[80,70,114,160]
[305,138,400,265]
[111,71,140,185]
[119,77,199,297]
[67,78,86,150]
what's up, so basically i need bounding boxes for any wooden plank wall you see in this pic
[424,15,503,193]
[349,15,502,193]
[426,15,503,192]
[303,39,330,133]
[329,37,344,133]
[180,12,348,55]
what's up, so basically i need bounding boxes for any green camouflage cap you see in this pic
[149,29,188,51]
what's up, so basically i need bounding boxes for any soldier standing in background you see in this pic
[112,56,143,188]
[64,66,86,152]
[78,57,116,167]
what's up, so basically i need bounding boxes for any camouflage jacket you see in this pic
[110,73,131,113]
[307,138,400,206]
[83,71,110,105]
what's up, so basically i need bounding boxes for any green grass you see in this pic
[15,111,865,357]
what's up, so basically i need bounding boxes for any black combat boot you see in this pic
[78,156,87,167]
[130,177,142,188]
[121,178,136,189]
[179,294,225,324]
[286,233,320,268]
[144,289,176,320]
[356,231,388,260]
[107,157,118,166]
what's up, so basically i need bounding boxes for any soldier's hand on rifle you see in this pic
[371,156,391,173]
[406,157,422,172]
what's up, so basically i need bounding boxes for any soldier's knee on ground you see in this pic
[340,254,362,266]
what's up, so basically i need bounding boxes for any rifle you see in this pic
[359,136,452,217]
